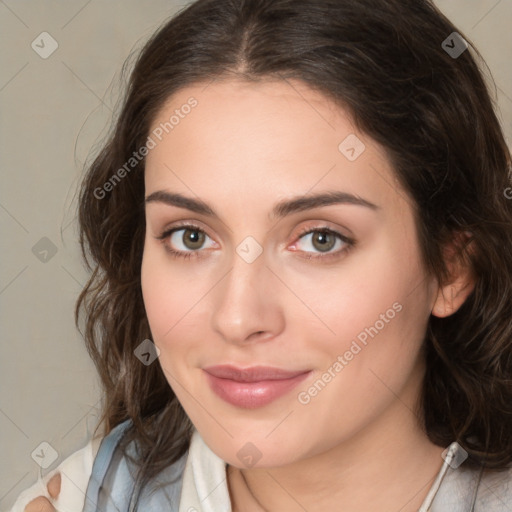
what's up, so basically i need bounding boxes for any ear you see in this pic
[431,231,476,318]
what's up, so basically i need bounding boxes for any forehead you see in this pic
[144,78,407,218]
[148,78,357,164]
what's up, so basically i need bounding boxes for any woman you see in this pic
[13,0,512,510]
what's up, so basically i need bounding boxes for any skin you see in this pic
[26,78,474,511]
[24,473,60,512]
[140,78,474,511]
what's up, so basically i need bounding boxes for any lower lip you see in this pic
[204,370,312,409]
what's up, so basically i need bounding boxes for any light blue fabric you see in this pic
[82,419,131,511]
[82,419,187,512]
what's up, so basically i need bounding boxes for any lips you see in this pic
[203,365,309,382]
[203,364,312,408]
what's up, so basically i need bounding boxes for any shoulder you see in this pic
[474,464,512,510]
[431,459,512,511]
[6,435,101,512]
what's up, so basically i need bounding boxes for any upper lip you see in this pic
[203,365,311,382]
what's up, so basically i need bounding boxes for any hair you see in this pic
[75,0,512,507]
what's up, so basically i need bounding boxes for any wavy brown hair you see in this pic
[75,0,512,507]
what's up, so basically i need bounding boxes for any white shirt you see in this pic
[6,429,512,511]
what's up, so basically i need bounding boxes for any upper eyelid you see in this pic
[155,219,210,236]
[297,224,352,239]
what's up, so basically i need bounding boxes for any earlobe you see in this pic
[431,231,476,318]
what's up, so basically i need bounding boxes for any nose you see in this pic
[210,245,284,346]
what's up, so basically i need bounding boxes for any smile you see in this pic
[203,365,312,409]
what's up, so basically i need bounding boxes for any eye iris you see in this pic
[183,229,205,250]
[312,231,335,252]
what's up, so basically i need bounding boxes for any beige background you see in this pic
[1,0,511,509]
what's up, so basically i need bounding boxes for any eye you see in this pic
[155,223,355,262]
[292,226,355,261]
[155,223,215,260]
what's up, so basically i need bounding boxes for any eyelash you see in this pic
[155,222,355,262]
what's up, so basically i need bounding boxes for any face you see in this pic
[141,78,439,468]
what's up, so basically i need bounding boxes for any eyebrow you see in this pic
[144,190,379,219]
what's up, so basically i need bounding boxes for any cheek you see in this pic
[141,258,174,339]
[141,250,190,395]
[140,242,213,387]
[141,241,203,337]
[293,239,423,352]
[297,232,431,402]
[291,275,430,454]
